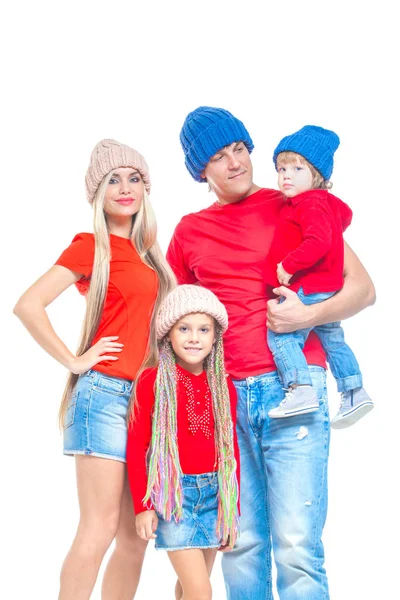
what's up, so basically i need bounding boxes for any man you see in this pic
[167,106,375,599]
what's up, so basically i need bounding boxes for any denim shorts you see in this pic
[155,473,221,551]
[63,369,134,462]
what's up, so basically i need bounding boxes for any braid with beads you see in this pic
[143,326,239,541]
[143,338,183,521]
[205,329,239,540]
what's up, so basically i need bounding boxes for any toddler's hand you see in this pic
[135,510,158,541]
[277,262,292,286]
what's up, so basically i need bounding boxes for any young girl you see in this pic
[265,125,374,428]
[126,284,240,600]
[14,139,176,599]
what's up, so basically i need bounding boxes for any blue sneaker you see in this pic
[268,385,319,419]
[330,387,374,429]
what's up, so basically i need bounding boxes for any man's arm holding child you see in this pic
[268,242,376,333]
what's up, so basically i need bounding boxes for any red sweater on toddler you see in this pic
[264,189,353,294]
[126,364,240,515]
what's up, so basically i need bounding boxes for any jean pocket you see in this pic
[64,391,79,430]
[93,375,126,396]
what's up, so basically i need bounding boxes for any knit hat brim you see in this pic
[85,139,151,203]
[273,126,340,181]
[180,107,254,182]
[156,285,228,339]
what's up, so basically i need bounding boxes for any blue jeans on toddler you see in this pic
[222,367,330,599]
[267,288,363,392]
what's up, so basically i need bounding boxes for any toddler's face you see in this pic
[277,155,313,198]
[167,313,216,375]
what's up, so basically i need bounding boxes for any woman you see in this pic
[14,139,176,600]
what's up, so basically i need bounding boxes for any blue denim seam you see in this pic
[85,375,95,452]
[156,544,220,551]
[246,380,273,592]
[311,381,330,600]
[63,449,127,463]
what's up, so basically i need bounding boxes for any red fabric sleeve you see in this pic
[227,377,240,509]
[55,233,95,278]
[126,369,157,514]
[336,196,353,232]
[166,225,197,284]
[282,200,334,275]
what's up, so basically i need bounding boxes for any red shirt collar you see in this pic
[176,363,208,381]
[286,188,329,206]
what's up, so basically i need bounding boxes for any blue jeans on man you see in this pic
[222,367,330,599]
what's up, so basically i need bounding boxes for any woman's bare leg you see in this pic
[58,456,125,600]
[101,476,148,599]
[169,548,218,600]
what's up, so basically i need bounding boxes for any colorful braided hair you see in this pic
[143,324,239,541]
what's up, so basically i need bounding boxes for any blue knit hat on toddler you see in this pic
[180,106,254,182]
[273,125,340,181]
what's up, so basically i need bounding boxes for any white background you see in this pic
[1,1,399,598]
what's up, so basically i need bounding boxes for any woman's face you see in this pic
[103,167,144,219]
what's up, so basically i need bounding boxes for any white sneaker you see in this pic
[331,387,374,429]
[268,386,319,419]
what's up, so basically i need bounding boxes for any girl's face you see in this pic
[277,155,313,198]
[168,313,216,375]
[103,167,144,220]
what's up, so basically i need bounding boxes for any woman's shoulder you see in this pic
[70,232,95,245]
[59,232,95,255]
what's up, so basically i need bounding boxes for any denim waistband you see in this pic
[232,365,325,388]
[82,369,134,392]
[181,472,218,488]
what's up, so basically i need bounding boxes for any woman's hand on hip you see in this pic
[69,336,124,374]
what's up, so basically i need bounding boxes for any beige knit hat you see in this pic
[85,138,151,203]
[156,285,229,340]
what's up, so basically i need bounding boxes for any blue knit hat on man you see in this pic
[273,125,340,180]
[180,106,254,182]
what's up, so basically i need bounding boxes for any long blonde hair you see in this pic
[58,173,176,428]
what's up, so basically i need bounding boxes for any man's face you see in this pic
[202,142,254,204]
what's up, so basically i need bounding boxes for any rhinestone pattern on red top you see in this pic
[176,367,212,438]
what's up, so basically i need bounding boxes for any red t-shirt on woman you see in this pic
[56,232,158,381]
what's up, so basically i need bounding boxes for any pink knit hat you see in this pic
[156,285,228,340]
[85,138,151,203]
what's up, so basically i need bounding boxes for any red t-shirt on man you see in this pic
[264,189,353,293]
[166,188,326,379]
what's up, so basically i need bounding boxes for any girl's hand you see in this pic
[276,262,292,286]
[218,532,237,552]
[69,336,123,374]
[135,510,158,541]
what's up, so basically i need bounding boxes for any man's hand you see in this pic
[267,286,316,333]
[135,510,158,541]
[276,262,292,286]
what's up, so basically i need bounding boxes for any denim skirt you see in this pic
[63,369,134,462]
[155,472,221,551]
